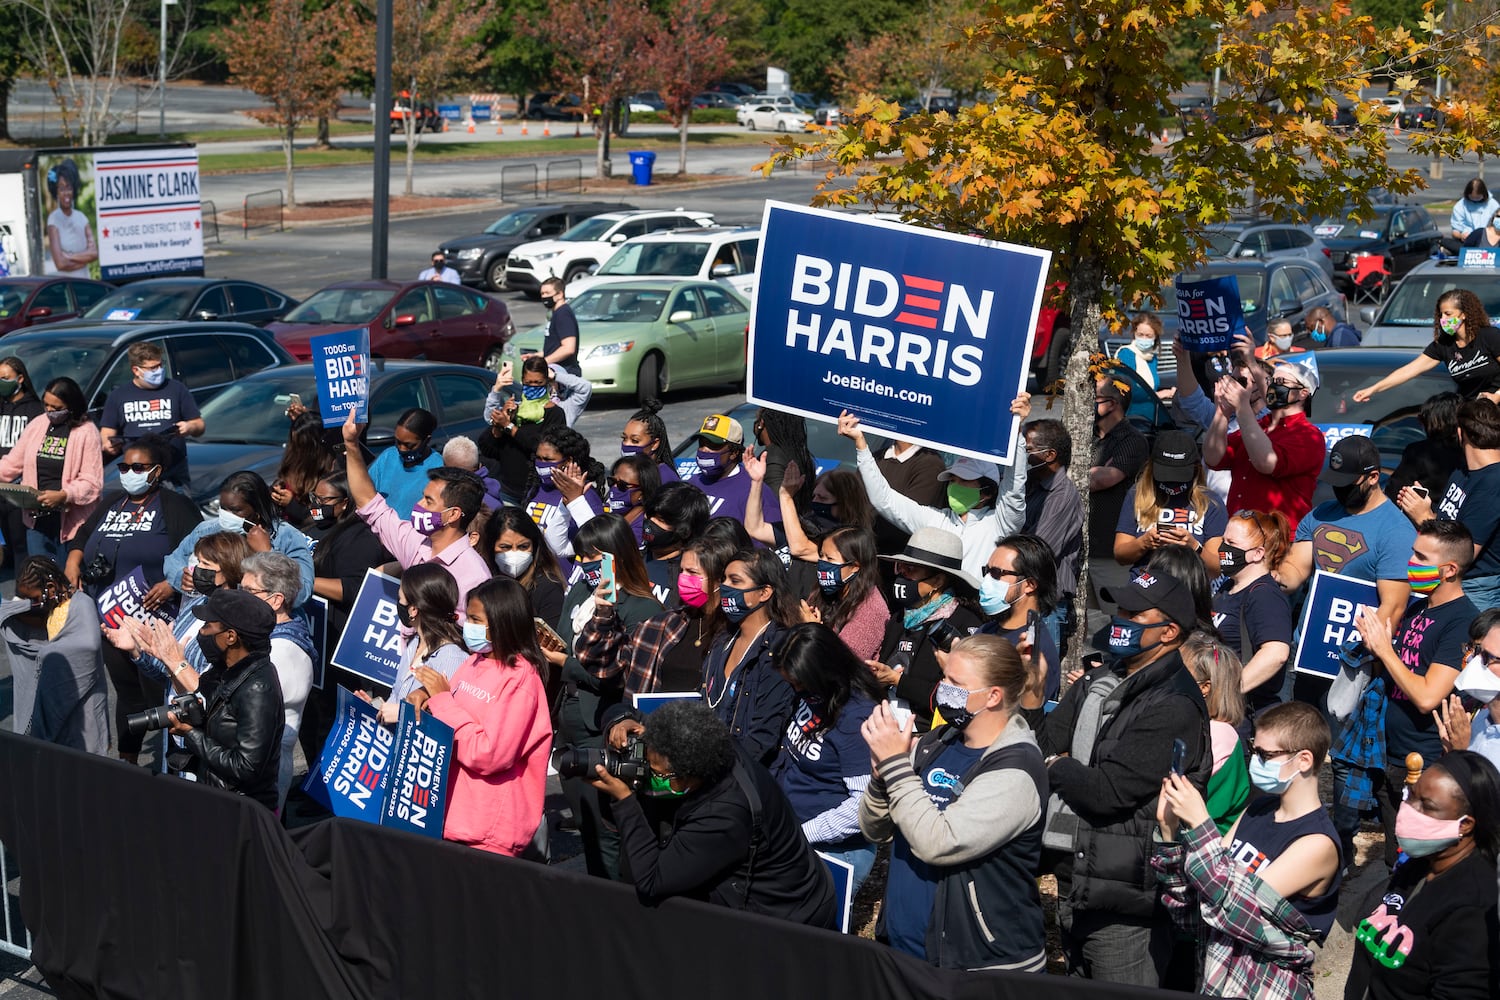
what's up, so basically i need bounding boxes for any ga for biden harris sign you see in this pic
[747,203,1051,466]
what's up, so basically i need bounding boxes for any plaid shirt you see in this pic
[1331,674,1387,816]
[1152,819,1319,1000]
[575,606,692,697]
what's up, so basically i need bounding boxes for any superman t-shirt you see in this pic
[1293,498,1417,583]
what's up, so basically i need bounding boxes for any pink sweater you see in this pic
[0,416,102,541]
[836,586,890,661]
[425,653,551,857]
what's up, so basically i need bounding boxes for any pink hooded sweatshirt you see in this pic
[424,653,551,857]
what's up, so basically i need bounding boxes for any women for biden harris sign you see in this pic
[747,203,1051,466]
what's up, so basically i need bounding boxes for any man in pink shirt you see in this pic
[343,411,493,614]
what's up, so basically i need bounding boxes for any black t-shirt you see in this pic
[0,395,43,457]
[1212,574,1293,708]
[1422,325,1500,398]
[34,428,67,492]
[81,493,177,587]
[100,379,200,479]
[657,620,708,693]
[1435,461,1500,578]
[544,303,582,376]
[1089,422,1150,552]
[1385,594,1476,762]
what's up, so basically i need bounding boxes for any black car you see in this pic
[1311,204,1443,294]
[182,361,496,511]
[1,321,294,415]
[1397,105,1444,130]
[438,202,631,291]
[0,276,113,335]
[525,92,588,121]
[78,277,296,326]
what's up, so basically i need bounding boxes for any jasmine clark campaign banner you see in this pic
[746,202,1051,466]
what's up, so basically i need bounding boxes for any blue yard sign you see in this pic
[330,569,403,688]
[1293,570,1383,677]
[379,700,455,840]
[746,202,1051,466]
[310,327,371,428]
[1174,275,1245,353]
[303,686,396,818]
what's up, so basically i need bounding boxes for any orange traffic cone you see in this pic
[496,120,503,135]
[465,121,472,133]
[543,122,551,137]
[521,119,529,136]
[574,121,580,138]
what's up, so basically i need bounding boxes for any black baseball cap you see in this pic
[1103,569,1196,632]
[192,588,275,641]
[1320,435,1380,487]
[1151,429,1199,484]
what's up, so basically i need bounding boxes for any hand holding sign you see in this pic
[342,404,365,447]
[836,410,866,451]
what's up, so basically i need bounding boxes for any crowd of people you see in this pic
[7,295,1500,997]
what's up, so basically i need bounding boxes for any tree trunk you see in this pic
[316,114,331,149]
[596,121,608,179]
[404,117,416,196]
[678,106,690,175]
[283,124,296,209]
[0,79,11,142]
[1061,252,1107,672]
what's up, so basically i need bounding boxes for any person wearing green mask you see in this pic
[589,698,838,927]
[838,392,1032,582]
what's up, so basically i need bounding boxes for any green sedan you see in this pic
[508,278,750,405]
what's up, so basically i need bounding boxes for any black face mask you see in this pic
[196,630,228,668]
[396,602,415,628]
[1267,382,1298,411]
[192,568,220,596]
[1155,481,1191,499]
[1219,542,1250,576]
[542,296,558,311]
[810,500,835,521]
[641,519,669,552]
[1332,480,1373,512]
[891,574,924,609]
[399,444,432,468]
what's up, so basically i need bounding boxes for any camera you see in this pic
[556,737,650,786]
[80,553,113,585]
[1204,353,1247,387]
[927,619,962,653]
[126,692,206,737]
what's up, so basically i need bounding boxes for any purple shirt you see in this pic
[688,465,781,524]
[357,494,493,616]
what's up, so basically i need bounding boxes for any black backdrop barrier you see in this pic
[0,731,1197,1000]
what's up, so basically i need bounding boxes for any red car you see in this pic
[0,276,114,336]
[266,280,514,367]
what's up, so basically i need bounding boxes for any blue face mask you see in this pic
[719,583,757,624]
[979,575,1015,617]
[577,559,603,589]
[462,621,491,654]
[1248,754,1294,795]
[521,384,549,401]
[816,560,851,596]
[1106,616,1170,659]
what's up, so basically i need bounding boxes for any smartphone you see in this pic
[1082,651,1105,671]
[534,617,565,652]
[286,392,302,410]
[887,695,913,730]
[1171,738,1188,776]
[598,551,616,602]
[1411,484,1430,500]
[1024,616,1038,650]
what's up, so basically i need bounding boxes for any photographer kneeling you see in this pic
[588,699,836,928]
[167,589,283,810]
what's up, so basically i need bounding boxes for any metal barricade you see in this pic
[544,159,583,197]
[0,843,30,961]
[241,189,284,238]
[499,163,537,201]
[200,200,221,244]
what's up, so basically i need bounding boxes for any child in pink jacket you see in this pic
[414,577,551,857]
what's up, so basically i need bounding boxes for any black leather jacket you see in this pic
[182,651,284,810]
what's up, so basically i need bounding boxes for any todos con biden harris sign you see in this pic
[747,203,1051,466]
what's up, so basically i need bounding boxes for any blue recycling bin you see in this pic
[628,150,656,186]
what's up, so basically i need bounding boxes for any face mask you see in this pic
[1267,382,1297,410]
[196,630,227,667]
[309,504,340,529]
[1155,481,1191,498]
[45,409,68,426]
[934,681,982,731]
[120,469,154,496]
[677,572,710,608]
[496,550,533,578]
[890,574,923,609]
[1407,559,1442,594]
[399,444,431,468]
[0,379,18,397]
[1395,800,1468,858]
[816,560,850,596]
[810,500,835,521]
[947,483,982,517]
[396,602,415,628]
[695,448,723,474]
[217,509,249,534]
[1027,452,1050,471]
[1308,322,1328,344]
[138,367,166,389]
[411,503,445,536]
[1106,616,1169,659]
[521,384,549,401]
[604,486,636,514]
[719,583,758,624]
[542,296,558,310]
[1133,336,1155,355]
[191,567,219,596]
[577,559,603,589]
[979,575,1015,617]
[1271,335,1293,351]
[535,460,559,485]
[620,443,645,457]
[1219,542,1250,575]
[1440,314,1463,337]
[1455,654,1500,703]
[641,519,664,550]
[1248,754,1296,795]
[1332,480,1372,512]
[647,772,685,797]
[462,621,492,654]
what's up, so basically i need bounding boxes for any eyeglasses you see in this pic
[1248,745,1305,764]
[649,765,676,780]
[980,566,1023,580]
[1463,643,1500,667]
[116,462,159,474]
[607,477,638,492]
[240,585,270,597]
[308,493,347,506]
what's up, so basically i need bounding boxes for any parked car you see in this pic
[0,276,113,335]
[1312,347,1459,474]
[438,202,630,291]
[504,209,716,294]
[1206,221,1335,277]
[390,94,441,133]
[79,278,295,327]
[1358,258,1500,347]
[182,361,496,513]
[740,104,812,131]
[708,82,757,99]
[736,95,798,122]
[814,104,844,126]
[1102,258,1348,378]
[525,92,588,121]
[2,321,293,416]
[1397,105,1444,130]
[1326,99,1357,129]
[569,227,760,299]
[507,279,749,404]
[628,92,666,113]
[266,280,513,369]
[1376,96,1406,119]
[1310,204,1444,294]
[692,92,740,109]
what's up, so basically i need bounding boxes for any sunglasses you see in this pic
[980,566,1023,580]
[116,462,159,474]
[1248,744,1305,764]
[607,477,638,492]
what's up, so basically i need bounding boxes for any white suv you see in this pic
[568,226,761,299]
[503,209,716,295]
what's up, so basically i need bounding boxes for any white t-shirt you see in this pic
[269,633,314,811]
[46,207,92,277]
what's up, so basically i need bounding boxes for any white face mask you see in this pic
[1455,654,1500,704]
[496,550,534,578]
[1272,334,1293,351]
[218,509,249,534]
